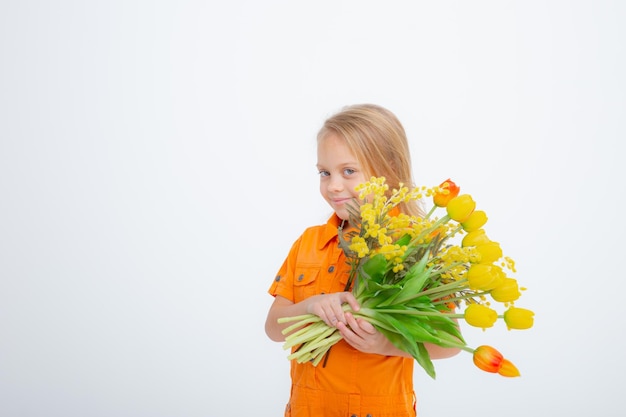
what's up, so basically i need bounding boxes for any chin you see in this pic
[334,210,351,222]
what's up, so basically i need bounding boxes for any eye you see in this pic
[343,168,356,176]
[318,170,330,177]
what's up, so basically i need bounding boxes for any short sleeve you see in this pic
[267,235,302,302]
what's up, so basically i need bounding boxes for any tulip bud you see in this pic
[461,210,488,232]
[446,194,476,222]
[467,264,504,291]
[472,345,503,373]
[475,242,503,264]
[473,346,521,377]
[490,277,521,303]
[504,306,535,330]
[464,304,498,329]
[433,179,460,207]
[462,229,491,247]
[498,359,521,377]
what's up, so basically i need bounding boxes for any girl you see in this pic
[265,104,460,417]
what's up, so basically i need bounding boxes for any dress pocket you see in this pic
[293,267,320,302]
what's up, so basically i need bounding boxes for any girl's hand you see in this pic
[305,292,360,327]
[336,312,392,355]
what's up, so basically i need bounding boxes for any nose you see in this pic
[327,175,344,192]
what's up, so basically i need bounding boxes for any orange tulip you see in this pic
[433,179,460,207]
[473,345,503,373]
[498,359,521,377]
[472,345,521,377]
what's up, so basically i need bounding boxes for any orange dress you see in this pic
[268,214,417,417]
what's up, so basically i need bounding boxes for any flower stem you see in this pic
[283,321,332,350]
[287,326,338,357]
[359,307,464,321]
[425,205,438,220]
[417,278,469,298]
[432,292,487,305]
[280,315,320,335]
[278,313,317,324]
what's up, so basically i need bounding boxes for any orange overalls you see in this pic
[269,214,417,417]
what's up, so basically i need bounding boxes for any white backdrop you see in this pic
[1,1,624,416]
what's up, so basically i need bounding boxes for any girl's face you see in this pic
[316,133,367,222]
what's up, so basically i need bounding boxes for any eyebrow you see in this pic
[316,160,359,168]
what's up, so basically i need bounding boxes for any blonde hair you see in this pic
[317,104,424,217]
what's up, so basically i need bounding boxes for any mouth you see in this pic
[331,197,354,206]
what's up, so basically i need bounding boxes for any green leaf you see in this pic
[378,327,421,359]
[414,342,436,379]
[356,309,445,379]
[395,233,412,247]
[382,254,432,306]
[403,296,435,308]
[384,313,442,345]
[436,320,465,342]
[360,253,388,284]
[360,287,402,309]
[376,320,437,379]
[377,327,436,379]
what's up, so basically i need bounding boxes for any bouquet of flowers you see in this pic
[278,177,534,379]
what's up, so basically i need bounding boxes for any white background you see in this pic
[1,1,624,416]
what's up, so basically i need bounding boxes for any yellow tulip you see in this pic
[446,194,476,222]
[462,229,491,247]
[464,303,498,329]
[504,307,535,330]
[461,210,488,232]
[467,264,504,291]
[476,241,503,263]
[490,277,521,303]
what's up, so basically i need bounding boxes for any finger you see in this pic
[336,321,360,346]
[310,302,334,327]
[321,307,338,327]
[310,305,329,325]
[344,313,364,337]
[331,301,348,325]
[327,301,346,326]
[356,317,376,334]
[341,292,361,312]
